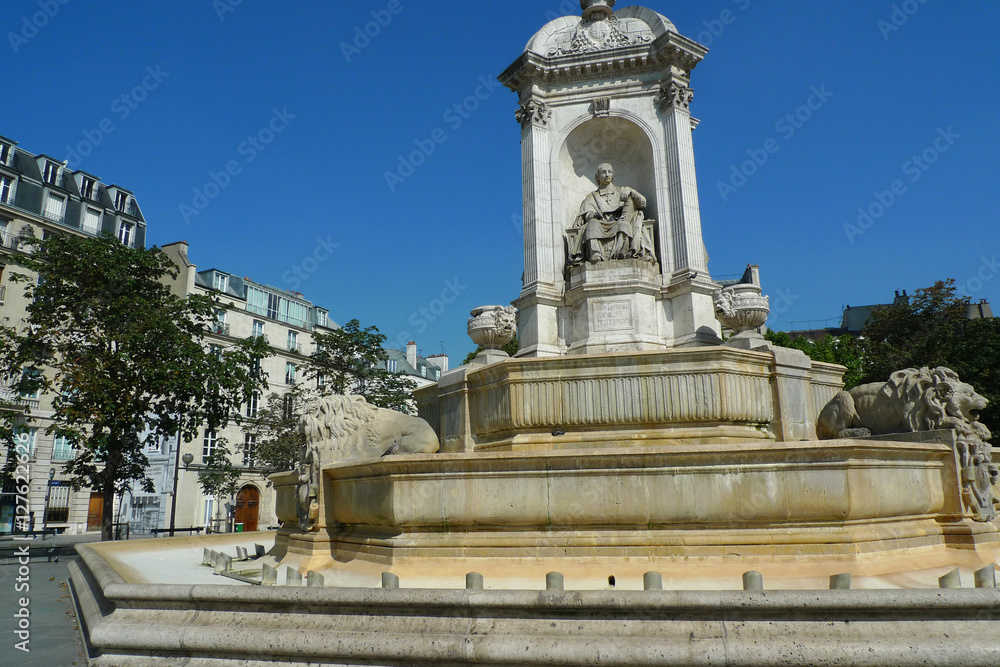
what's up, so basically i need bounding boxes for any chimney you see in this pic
[427,354,449,373]
[406,341,417,369]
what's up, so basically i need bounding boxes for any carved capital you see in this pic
[657,82,694,112]
[515,100,552,128]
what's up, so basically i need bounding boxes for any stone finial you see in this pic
[582,0,615,21]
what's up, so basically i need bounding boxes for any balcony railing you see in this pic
[42,209,65,222]
[210,322,231,336]
[287,342,302,354]
[0,285,5,303]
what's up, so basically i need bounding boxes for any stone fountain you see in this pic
[69,3,1000,665]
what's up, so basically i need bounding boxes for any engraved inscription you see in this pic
[593,300,633,332]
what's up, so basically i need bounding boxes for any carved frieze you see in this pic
[548,16,652,57]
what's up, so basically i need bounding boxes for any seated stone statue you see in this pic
[568,163,656,265]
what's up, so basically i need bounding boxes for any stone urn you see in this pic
[713,283,769,339]
[468,305,517,351]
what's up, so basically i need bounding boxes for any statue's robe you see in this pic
[569,184,648,262]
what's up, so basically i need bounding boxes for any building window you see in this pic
[45,482,70,524]
[387,359,398,373]
[0,176,14,204]
[317,374,326,389]
[282,393,295,419]
[82,208,102,235]
[118,221,133,247]
[243,435,257,467]
[246,392,259,418]
[285,362,296,385]
[267,293,279,320]
[202,497,215,528]
[251,320,264,339]
[43,161,60,185]
[115,191,129,212]
[317,311,327,328]
[44,192,66,221]
[202,431,218,462]
[287,330,298,353]
[0,143,11,166]
[213,272,228,292]
[80,177,96,200]
[52,435,75,461]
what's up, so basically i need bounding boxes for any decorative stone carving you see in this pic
[515,99,551,128]
[593,96,611,118]
[296,443,320,532]
[567,163,656,267]
[299,395,439,463]
[817,367,997,522]
[713,283,769,338]
[581,0,615,21]
[548,14,653,57]
[657,82,694,111]
[468,305,517,351]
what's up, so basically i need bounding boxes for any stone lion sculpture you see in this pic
[817,366,991,442]
[295,395,439,530]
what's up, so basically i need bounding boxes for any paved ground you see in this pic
[0,532,103,666]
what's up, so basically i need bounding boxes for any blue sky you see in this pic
[4,1,999,361]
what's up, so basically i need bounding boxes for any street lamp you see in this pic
[42,468,55,531]
[167,427,193,537]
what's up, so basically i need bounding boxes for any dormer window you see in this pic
[0,175,13,205]
[43,161,61,186]
[118,221,133,247]
[82,207,102,235]
[0,143,11,166]
[115,191,129,213]
[44,192,66,221]
[81,177,96,200]
[213,272,228,292]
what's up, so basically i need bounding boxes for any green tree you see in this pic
[198,437,243,530]
[764,331,865,389]
[0,234,270,540]
[463,335,519,365]
[245,319,417,477]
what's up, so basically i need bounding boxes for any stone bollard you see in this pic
[742,571,764,591]
[306,571,324,587]
[202,548,215,566]
[466,572,485,590]
[974,565,996,589]
[381,572,400,589]
[938,568,961,589]
[546,572,564,591]
[261,564,277,586]
[236,546,248,560]
[255,544,266,558]
[829,573,852,590]
[643,572,663,591]
[214,553,232,575]
[286,567,303,586]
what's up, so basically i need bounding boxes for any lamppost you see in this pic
[168,425,193,537]
[42,468,55,531]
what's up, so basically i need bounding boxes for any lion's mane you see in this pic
[300,395,380,460]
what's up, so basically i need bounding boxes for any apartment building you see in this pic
[0,133,147,534]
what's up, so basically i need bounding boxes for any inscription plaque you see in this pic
[593,300,633,332]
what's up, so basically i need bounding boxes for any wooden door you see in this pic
[87,493,103,531]
[234,486,259,532]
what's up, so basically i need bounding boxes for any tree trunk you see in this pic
[101,477,115,541]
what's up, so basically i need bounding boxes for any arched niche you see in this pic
[555,117,658,266]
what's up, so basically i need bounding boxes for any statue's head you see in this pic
[595,163,614,187]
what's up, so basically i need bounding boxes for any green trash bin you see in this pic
[235,523,244,533]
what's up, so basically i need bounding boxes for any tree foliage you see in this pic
[0,234,270,540]
[764,331,865,389]
[244,319,417,478]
